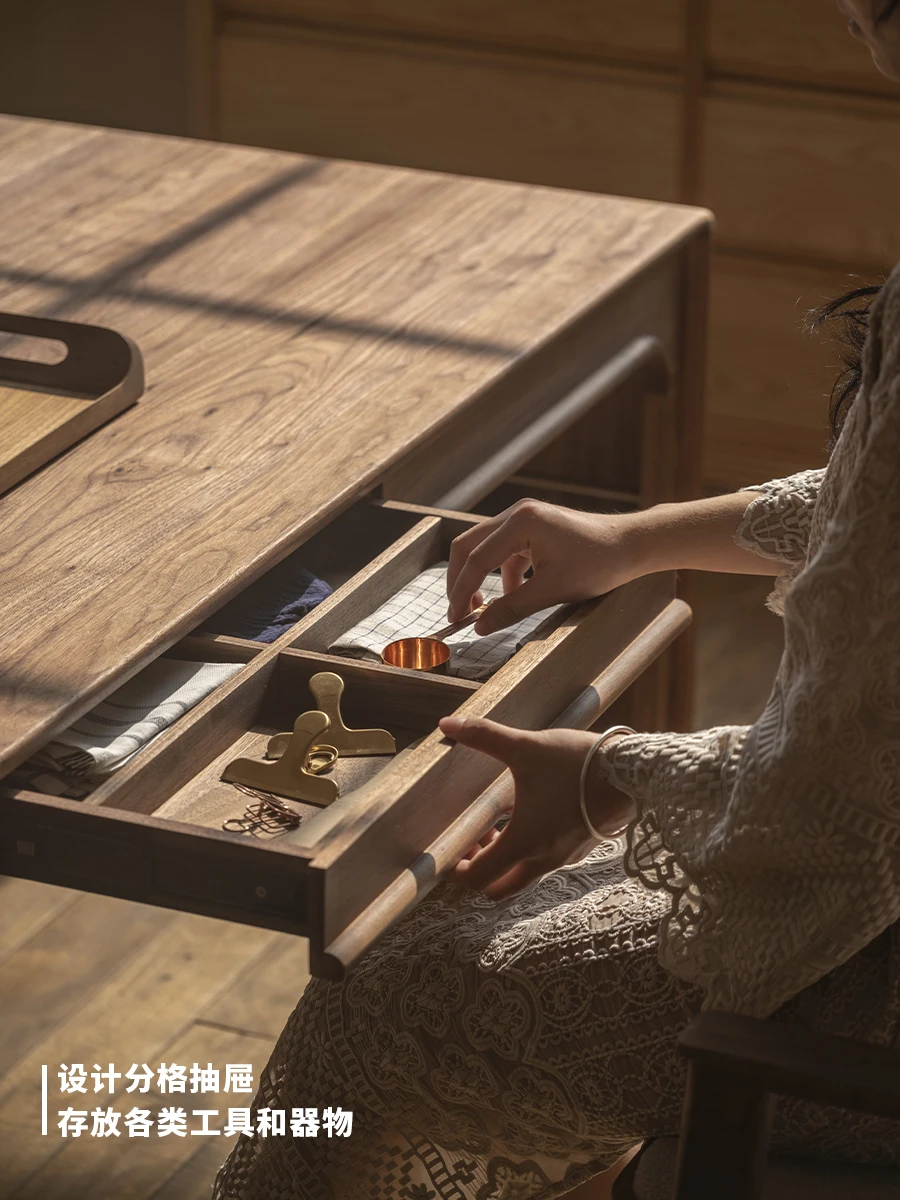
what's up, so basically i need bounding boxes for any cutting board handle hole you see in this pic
[0,331,68,365]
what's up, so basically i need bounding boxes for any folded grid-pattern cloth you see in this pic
[328,563,562,682]
[13,660,243,797]
[197,554,332,644]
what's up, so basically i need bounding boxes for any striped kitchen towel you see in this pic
[12,659,242,796]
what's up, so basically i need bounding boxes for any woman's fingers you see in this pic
[452,843,547,899]
[446,519,530,622]
[438,715,531,767]
[458,826,501,861]
[446,519,501,620]
[450,825,521,890]
[474,577,548,635]
[500,551,531,597]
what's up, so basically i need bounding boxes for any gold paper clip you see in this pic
[223,790,303,836]
[306,744,338,774]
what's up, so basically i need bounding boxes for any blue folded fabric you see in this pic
[199,553,332,643]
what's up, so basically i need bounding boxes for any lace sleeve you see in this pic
[592,263,900,1018]
[734,469,826,616]
[591,724,751,888]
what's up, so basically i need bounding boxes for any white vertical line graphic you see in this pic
[41,1065,48,1135]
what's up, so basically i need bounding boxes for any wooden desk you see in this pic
[0,115,709,975]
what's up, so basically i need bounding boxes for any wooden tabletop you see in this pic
[0,115,708,774]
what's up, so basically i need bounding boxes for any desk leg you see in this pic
[668,230,711,732]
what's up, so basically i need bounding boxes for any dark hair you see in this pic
[807,283,883,451]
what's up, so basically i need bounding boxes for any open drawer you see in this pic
[0,499,690,979]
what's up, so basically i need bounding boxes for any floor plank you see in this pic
[0,1118,68,1199]
[691,571,784,729]
[9,1025,272,1200]
[0,894,172,1079]
[149,1138,239,1200]
[198,937,310,1041]
[0,912,276,1195]
[0,877,81,964]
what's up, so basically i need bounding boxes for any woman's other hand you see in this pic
[439,714,635,900]
[446,500,640,632]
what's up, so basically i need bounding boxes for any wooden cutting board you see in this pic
[0,311,143,495]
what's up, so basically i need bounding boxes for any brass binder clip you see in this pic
[221,710,339,807]
[266,671,396,760]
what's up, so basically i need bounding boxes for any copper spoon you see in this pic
[381,603,489,673]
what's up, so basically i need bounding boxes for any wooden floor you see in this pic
[0,571,784,1199]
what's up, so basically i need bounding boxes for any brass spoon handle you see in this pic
[426,602,489,642]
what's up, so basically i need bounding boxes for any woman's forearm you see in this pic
[622,491,780,578]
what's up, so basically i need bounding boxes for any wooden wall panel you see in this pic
[222,0,685,66]
[218,24,682,200]
[0,0,192,136]
[709,0,892,94]
[703,83,900,269]
[704,412,827,495]
[704,255,875,487]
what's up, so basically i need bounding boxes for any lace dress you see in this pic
[212,267,900,1200]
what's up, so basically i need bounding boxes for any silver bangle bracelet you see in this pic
[579,725,636,840]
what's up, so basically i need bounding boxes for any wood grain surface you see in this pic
[0,386,91,467]
[0,114,707,776]
[0,310,143,494]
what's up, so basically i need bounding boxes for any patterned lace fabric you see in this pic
[212,844,900,1200]
[596,262,900,1020]
[735,468,826,615]
[212,265,900,1198]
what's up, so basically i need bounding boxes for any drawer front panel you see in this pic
[220,1,684,66]
[218,24,682,200]
[703,85,900,268]
[0,792,311,934]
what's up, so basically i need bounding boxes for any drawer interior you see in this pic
[181,496,425,647]
[7,500,449,804]
[2,471,686,969]
[96,648,482,835]
[284,500,567,672]
[288,503,489,657]
[5,653,251,803]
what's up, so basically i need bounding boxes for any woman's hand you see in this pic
[439,714,635,900]
[446,491,782,633]
[446,500,641,632]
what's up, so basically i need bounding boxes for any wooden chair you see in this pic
[612,1013,900,1199]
